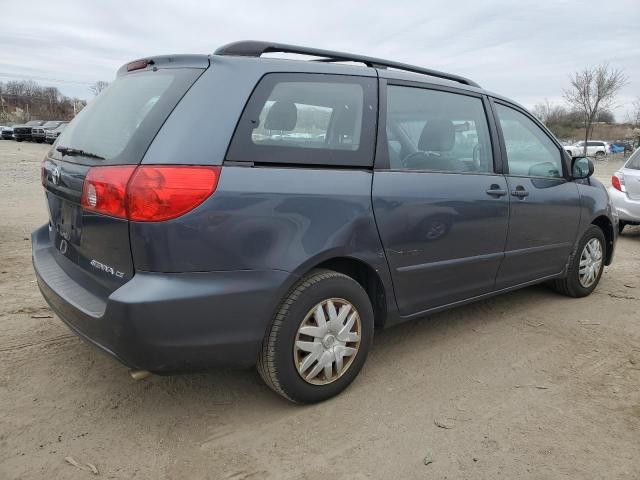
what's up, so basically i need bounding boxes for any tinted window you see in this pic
[384,86,493,173]
[626,149,640,169]
[55,68,202,164]
[252,82,363,151]
[227,74,377,167]
[587,141,604,147]
[495,104,563,178]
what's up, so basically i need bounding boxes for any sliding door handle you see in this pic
[486,185,507,197]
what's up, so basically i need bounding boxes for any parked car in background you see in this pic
[33,41,617,403]
[564,140,609,158]
[13,120,46,142]
[45,123,68,144]
[1,126,13,140]
[610,148,640,233]
[609,143,625,154]
[32,121,66,143]
[612,141,634,154]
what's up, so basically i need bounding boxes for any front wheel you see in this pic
[258,269,374,403]
[553,225,606,297]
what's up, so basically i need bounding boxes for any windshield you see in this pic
[54,68,203,164]
[626,149,640,170]
[42,121,60,128]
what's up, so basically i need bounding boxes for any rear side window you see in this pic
[54,68,203,164]
[384,85,494,173]
[627,149,640,169]
[227,73,377,167]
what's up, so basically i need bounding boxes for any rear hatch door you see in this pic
[42,59,206,293]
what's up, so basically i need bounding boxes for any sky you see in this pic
[1,0,639,120]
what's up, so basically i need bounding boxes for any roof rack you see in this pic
[214,41,480,88]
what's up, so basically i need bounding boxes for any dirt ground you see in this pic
[0,140,638,480]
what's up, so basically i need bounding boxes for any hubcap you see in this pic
[579,238,603,288]
[293,298,361,385]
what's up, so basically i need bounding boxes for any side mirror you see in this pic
[572,157,594,179]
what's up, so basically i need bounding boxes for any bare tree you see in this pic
[628,97,640,127]
[564,64,626,156]
[89,81,109,96]
[532,99,570,125]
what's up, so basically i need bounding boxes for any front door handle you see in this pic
[511,186,529,198]
[486,184,507,197]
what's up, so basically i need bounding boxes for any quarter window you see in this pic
[384,86,493,173]
[227,74,377,167]
[495,104,563,178]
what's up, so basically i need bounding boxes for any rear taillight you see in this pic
[127,166,221,221]
[81,165,221,221]
[82,166,136,218]
[611,174,625,192]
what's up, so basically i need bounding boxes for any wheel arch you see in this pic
[299,256,390,329]
[591,215,614,265]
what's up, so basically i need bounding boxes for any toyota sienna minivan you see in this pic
[33,41,617,403]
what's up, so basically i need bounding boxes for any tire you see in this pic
[257,269,374,403]
[553,225,606,298]
[619,221,626,234]
[595,151,605,158]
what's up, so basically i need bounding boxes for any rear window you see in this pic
[626,149,640,169]
[54,68,203,164]
[227,73,377,167]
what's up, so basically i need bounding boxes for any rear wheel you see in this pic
[553,225,605,298]
[595,151,606,159]
[258,269,374,403]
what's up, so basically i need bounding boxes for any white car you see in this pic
[564,140,609,159]
[609,148,640,233]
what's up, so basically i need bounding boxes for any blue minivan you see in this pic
[33,42,617,403]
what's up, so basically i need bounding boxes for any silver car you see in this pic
[609,148,640,233]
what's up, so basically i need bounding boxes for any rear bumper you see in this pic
[32,224,295,372]
[609,187,640,222]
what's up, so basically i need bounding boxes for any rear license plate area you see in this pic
[48,194,82,258]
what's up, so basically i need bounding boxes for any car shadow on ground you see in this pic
[69,282,560,411]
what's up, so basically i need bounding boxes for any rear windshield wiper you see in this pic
[56,145,105,160]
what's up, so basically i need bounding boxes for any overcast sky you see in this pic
[1,0,639,120]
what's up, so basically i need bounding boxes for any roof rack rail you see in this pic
[214,41,481,88]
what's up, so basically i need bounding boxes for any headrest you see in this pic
[418,119,455,152]
[264,101,297,131]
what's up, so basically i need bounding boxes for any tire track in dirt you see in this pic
[0,333,77,353]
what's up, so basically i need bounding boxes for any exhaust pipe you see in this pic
[129,369,152,381]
